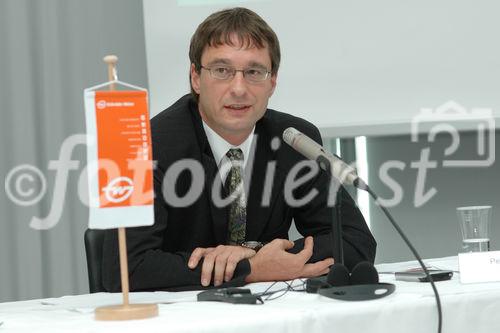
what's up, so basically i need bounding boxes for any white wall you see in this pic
[143,0,500,137]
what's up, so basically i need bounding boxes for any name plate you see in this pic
[458,251,500,284]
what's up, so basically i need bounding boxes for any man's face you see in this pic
[191,40,277,144]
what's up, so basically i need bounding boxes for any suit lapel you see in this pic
[201,153,229,245]
[245,119,285,241]
[189,104,230,245]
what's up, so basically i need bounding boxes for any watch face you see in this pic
[242,241,263,251]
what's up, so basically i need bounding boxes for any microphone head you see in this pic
[326,264,350,287]
[282,127,300,146]
[350,261,379,285]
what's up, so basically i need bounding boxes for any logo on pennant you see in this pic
[96,100,107,109]
[102,176,134,203]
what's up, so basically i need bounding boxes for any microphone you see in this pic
[283,126,443,333]
[283,127,347,264]
[283,126,392,300]
[282,127,367,189]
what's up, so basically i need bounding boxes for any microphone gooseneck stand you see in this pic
[317,155,344,264]
[320,154,442,333]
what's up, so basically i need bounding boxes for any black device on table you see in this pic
[395,269,453,282]
[197,288,261,304]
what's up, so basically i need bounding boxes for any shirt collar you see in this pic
[202,120,255,168]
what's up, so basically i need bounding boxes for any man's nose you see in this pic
[229,71,248,97]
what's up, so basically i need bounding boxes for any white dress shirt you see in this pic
[202,120,255,184]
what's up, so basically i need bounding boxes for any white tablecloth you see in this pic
[1,256,499,333]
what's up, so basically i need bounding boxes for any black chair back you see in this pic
[84,229,106,293]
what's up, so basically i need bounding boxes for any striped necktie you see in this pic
[225,148,246,245]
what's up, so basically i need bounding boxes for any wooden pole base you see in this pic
[95,303,158,321]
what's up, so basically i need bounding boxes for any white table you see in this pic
[1,256,499,333]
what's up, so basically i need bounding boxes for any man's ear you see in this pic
[191,63,201,94]
[269,73,278,97]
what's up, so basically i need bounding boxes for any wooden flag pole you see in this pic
[103,55,131,307]
[94,55,158,321]
[104,54,118,89]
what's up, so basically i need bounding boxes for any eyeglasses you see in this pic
[200,65,272,82]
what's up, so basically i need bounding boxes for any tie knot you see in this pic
[226,148,243,161]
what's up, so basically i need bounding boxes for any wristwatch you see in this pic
[240,241,264,252]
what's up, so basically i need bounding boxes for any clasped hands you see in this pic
[188,236,334,287]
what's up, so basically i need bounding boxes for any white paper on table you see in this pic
[40,291,198,313]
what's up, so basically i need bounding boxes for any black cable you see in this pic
[255,280,305,301]
[365,186,442,333]
[260,281,279,295]
[263,288,289,301]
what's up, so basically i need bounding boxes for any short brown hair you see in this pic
[188,7,281,101]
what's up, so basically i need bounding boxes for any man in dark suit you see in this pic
[103,7,376,292]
